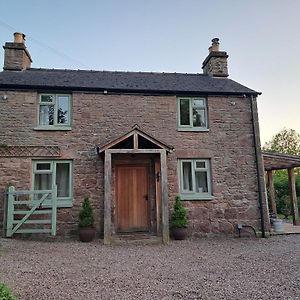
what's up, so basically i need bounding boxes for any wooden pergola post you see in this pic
[104,151,112,245]
[288,168,299,225]
[267,170,277,215]
[160,150,169,244]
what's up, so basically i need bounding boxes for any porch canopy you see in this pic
[97,125,174,244]
[263,152,300,225]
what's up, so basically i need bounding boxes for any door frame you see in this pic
[102,149,169,245]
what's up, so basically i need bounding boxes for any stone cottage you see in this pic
[0,33,270,243]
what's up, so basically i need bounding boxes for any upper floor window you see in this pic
[179,159,213,200]
[177,97,208,131]
[37,94,71,129]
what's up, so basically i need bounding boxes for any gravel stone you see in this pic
[0,235,299,300]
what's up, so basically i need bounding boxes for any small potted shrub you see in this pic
[170,195,188,240]
[78,197,96,242]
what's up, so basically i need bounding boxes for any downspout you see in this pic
[250,95,266,237]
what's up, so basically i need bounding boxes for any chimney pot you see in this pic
[209,38,220,53]
[14,32,26,44]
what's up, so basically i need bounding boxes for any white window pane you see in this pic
[180,99,190,126]
[57,96,69,124]
[195,171,208,193]
[41,95,54,103]
[56,163,70,198]
[182,162,193,191]
[39,105,54,125]
[34,174,52,190]
[34,173,52,201]
[36,163,51,171]
[196,161,206,169]
[193,99,205,107]
[193,108,206,127]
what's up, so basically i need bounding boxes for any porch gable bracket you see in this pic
[97,126,174,154]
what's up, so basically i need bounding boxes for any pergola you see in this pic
[263,152,300,225]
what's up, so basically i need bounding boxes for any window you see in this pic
[37,94,71,129]
[177,97,208,130]
[33,161,73,207]
[179,159,212,200]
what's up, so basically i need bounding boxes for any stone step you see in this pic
[112,233,162,245]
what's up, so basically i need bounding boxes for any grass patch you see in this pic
[0,282,18,300]
[277,214,293,221]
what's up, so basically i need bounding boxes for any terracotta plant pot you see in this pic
[172,227,188,240]
[78,227,96,242]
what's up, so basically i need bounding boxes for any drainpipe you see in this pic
[250,95,266,238]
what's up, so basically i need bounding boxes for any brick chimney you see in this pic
[202,38,228,77]
[3,32,32,71]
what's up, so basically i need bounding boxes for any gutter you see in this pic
[0,84,261,97]
[250,95,266,237]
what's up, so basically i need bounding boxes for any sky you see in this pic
[0,0,299,145]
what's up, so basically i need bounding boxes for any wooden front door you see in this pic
[116,164,149,232]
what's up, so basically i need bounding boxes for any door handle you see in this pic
[144,195,148,201]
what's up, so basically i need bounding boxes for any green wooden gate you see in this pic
[6,185,57,237]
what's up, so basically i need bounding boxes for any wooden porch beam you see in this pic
[160,150,169,244]
[267,170,277,215]
[133,133,138,150]
[104,151,112,245]
[107,149,163,154]
[288,168,299,225]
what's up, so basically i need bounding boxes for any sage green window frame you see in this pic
[177,97,208,131]
[32,160,73,207]
[179,159,213,200]
[36,93,72,130]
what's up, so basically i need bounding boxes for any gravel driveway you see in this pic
[0,235,299,300]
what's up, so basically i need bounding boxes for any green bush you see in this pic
[272,171,300,215]
[170,196,187,229]
[0,282,17,300]
[78,197,94,227]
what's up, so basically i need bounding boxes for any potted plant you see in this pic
[78,197,96,242]
[170,195,188,240]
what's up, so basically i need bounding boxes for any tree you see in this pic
[263,128,300,155]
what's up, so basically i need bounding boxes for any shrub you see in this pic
[78,197,94,227]
[0,282,17,300]
[170,196,187,229]
[272,172,300,215]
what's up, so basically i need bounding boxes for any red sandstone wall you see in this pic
[0,90,264,236]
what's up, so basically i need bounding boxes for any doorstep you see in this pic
[112,232,162,245]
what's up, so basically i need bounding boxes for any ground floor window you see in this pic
[33,160,73,207]
[179,159,212,200]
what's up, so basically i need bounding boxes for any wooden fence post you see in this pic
[6,186,15,237]
[51,185,57,236]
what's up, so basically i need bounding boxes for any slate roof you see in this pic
[0,68,260,95]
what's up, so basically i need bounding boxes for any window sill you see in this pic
[177,128,209,132]
[180,194,214,201]
[34,127,72,131]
